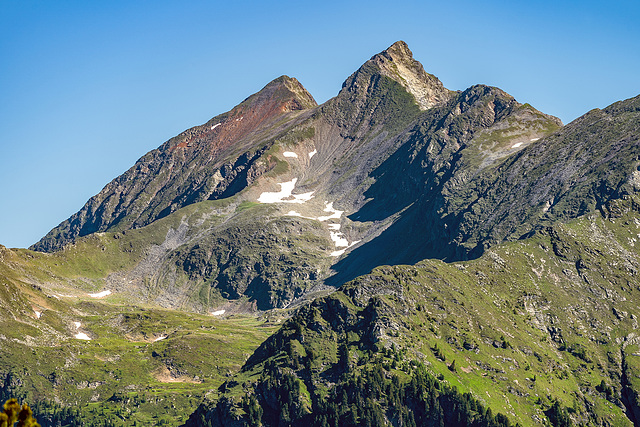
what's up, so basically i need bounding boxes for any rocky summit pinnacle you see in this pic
[240,75,318,113]
[341,40,454,110]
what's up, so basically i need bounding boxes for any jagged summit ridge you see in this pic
[32,41,564,312]
[32,42,565,309]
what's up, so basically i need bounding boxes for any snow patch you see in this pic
[56,293,75,299]
[283,152,298,158]
[34,311,42,319]
[257,179,314,204]
[258,179,297,203]
[530,138,540,142]
[511,142,524,148]
[154,336,167,342]
[75,333,91,340]
[330,239,361,257]
[210,123,221,130]
[72,321,91,340]
[318,202,343,221]
[88,290,111,298]
[285,211,315,220]
[211,310,226,316]
[236,116,243,122]
[292,192,315,202]
[279,197,358,257]
[330,231,350,247]
[308,149,317,159]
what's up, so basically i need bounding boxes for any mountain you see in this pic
[182,91,640,425]
[30,41,562,312]
[32,76,318,253]
[2,41,639,426]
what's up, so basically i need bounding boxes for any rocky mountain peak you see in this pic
[30,75,318,253]
[241,75,317,113]
[341,40,453,110]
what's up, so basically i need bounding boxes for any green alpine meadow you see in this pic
[2,41,640,426]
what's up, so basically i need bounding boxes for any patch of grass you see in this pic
[235,201,259,213]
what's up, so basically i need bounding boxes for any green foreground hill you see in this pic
[188,195,640,426]
[0,242,280,425]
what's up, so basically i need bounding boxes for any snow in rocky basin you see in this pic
[73,321,91,340]
[318,202,343,221]
[258,153,361,257]
[257,179,315,203]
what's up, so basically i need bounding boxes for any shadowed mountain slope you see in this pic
[329,94,640,285]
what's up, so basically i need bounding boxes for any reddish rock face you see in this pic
[170,76,316,156]
[32,76,318,252]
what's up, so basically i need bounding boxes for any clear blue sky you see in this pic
[1,0,639,248]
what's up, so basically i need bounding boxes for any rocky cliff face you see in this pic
[325,82,562,284]
[446,93,640,256]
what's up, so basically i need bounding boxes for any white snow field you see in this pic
[88,290,112,298]
[257,179,315,203]
[72,321,91,340]
[258,153,360,257]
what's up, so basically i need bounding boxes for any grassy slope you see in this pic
[1,305,277,425]
[0,202,283,425]
[198,195,640,426]
[10,186,337,313]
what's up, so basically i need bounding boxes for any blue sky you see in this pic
[1,0,639,248]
